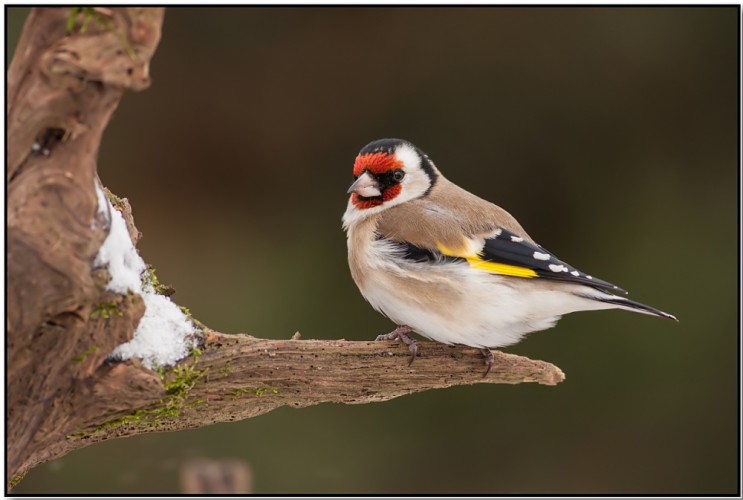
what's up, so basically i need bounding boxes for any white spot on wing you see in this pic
[533,251,550,261]
[570,270,580,276]
[549,264,567,273]
[510,235,524,242]
[586,275,593,279]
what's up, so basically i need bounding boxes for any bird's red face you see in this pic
[345,139,438,217]
[348,152,405,210]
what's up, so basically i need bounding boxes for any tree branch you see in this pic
[6,7,564,490]
[45,332,563,474]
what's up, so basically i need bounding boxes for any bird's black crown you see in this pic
[359,138,407,156]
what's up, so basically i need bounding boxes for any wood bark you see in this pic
[6,7,564,491]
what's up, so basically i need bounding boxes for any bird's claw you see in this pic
[404,341,418,367]
[480,348,495,378]
[375,325,418,366]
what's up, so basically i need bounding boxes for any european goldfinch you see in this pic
[343,138,677,376]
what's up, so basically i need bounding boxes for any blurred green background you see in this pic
[7,6,738,494]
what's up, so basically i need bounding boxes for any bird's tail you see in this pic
[586,292,678,321]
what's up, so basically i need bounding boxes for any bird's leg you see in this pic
[375,325,418,366]
[480,348,495,378]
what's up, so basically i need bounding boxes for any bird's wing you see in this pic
[385,227,626,295]
[374,176,627,294]
[459,227,625,294]
[376,194,626,294]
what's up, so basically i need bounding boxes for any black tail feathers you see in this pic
[594,295,678,321]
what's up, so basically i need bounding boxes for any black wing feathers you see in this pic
[480,228,627,294]
[379,229,627,295]
[384,238,466,265]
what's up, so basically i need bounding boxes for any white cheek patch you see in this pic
[383,142,433,206]
[394,143,422,171]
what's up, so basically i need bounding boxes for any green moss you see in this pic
[220,361,232,378]
[67,348,208,439]
[142,266,175,296]
[90,301,122,320]
[228,387,278,399]
[150,348,208,417]
[163,361,206,398]
[227,388,250,399]
[179,305,207,331]
[66,7,93,34]
[66,8,136,58]
[67,409,148,439]
[10,471,27,488]
[72,345,99,364]
[105,190,126,211]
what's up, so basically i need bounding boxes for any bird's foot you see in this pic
[480,348,495,378]
[375,325,418,366]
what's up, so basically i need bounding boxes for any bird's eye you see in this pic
[392,170,405,182]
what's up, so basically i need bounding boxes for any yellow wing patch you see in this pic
[437,241,537,279]
[465,257,537,278]
[436,241,478,258]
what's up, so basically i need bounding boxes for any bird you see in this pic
[342,138,677,376]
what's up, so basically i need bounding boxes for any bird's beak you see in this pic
[347,171,382,197]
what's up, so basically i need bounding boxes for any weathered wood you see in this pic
[7,7,165,488]
[78,330,565,434]
[33,331,562,487]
